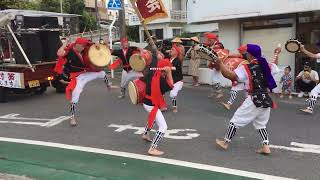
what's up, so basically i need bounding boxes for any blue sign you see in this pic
[107,0,122,10]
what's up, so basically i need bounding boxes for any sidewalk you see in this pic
[0,141,256,180]
[0,174,34,180]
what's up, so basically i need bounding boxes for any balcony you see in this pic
[128,10,187,26]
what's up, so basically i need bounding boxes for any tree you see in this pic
[39,0,60,12]
[64,0,85,15]
[79,11,97,32]
[127,25,139,42]
[0,0,39,10]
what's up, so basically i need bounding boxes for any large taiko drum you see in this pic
[129,50,152,72]
[128,78,146,105]
[87,44,112,68]
[223,57,246,71]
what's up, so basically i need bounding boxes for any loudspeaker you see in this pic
[13,33,43,64]
[39,31,60,61]
[17,17,59,29]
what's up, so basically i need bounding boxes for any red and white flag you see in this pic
[135,0,168,24]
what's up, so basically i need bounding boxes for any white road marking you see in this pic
[0,137,295,180]
[271,142,320,154]
[108,124,200,140]
[0,113,70,127]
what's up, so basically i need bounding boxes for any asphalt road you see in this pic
[0,75,319,180]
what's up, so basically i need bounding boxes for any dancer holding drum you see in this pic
[215,44,279,155]
[109,37,144,98]
[56,37,112,126]
[170,44,184,113]
[142,59,174,156]
[204,32,225,99]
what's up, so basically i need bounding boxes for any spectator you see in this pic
[280,66,293,99]
[296,62,319,98]
[186,37,201,86]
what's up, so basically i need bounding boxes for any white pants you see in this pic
[211,69,223,84]
[310,83,320,97]
[72,71,106,103]
[230,96,270,130]
[143,104,168,133]
[120,70,143,88]
[231,82,245,91]
[170,81,183,98]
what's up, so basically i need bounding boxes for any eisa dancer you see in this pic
[169,45,184,113]
[109,38,143,98]
[215,44,278,155]
[142,59,174,156]
[55,38,111,126]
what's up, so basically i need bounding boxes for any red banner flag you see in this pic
[136,0,168,24]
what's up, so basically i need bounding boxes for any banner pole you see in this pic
[129,0,157,51]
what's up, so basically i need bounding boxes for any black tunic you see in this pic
[247,63,273,108]
[143,55,172,106]
[171,58,183,83]
[112,46,139,72]
[63,49,86,76]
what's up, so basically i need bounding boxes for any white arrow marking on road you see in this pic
[0,113,70,127]
[271,142,320,154]
[108,124,200,140]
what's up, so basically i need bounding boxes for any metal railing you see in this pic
[129,10,187,24]
[170,10,187,22]
[69,29,120,43]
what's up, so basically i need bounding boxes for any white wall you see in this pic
[219,20,241,54]
[188,0,320,23]
[184,23,218,33]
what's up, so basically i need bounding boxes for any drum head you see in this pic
[129,54,146,72]
[88,44,112,67]
[128,81,138,104]
[285,40,301,53]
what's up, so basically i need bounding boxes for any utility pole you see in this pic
[95,0,100,31]
[118,0,126,38]
[60,0,63,13]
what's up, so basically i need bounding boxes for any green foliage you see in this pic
[180,31,196,38]
[127,25,139,42]
[63,0,85,15]
[39,0,61,12]
[0,0,39,10]
[80,11,97,32]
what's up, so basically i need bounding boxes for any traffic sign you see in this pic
[107,0,122,10]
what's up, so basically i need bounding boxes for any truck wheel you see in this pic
[0,87,8,103]
[52,79,67,94]
[35,85,47,95]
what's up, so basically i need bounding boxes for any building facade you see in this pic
[188,0,320,90]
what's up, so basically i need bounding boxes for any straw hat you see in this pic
[190,36,200,43]
[171,37,182,43]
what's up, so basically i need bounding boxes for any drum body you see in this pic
[129,50,152,72]
[194,44,219,62]
[128,79,146,105]
[87,44,112,68]
[223,57,246,71]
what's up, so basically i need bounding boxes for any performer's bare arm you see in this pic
[301,45,319,59]
[216,59,238,81]
[57,38,69,57]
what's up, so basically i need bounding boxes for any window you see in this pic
[173,29,181,37]
[172,0,182,10]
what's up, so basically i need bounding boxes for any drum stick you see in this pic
[150,67,176,71]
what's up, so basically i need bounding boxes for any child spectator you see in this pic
[280,66,293,99]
